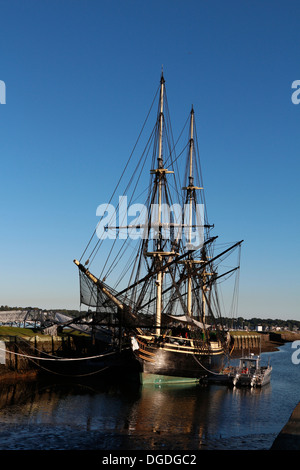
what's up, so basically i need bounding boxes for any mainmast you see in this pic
[156,72,164,334]
[187,108,195,316]
[147,72,174,334]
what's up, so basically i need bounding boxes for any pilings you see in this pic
[231,334,261,352]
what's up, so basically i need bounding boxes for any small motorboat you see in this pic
[229,354,272,387]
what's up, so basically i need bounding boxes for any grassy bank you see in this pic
[0,326,44,338]
[0,326,88,339]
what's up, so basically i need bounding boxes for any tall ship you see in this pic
[74,72,243,384]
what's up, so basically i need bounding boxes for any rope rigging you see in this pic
[73,75,243,354]
[80,83,161,267]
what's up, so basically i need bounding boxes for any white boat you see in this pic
[229,354,272,387]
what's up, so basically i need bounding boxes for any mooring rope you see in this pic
[0,344,125,378]
[192,354,225,376]
[26,357,111,378]
[0,346,119,362]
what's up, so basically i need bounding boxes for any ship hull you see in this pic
[134,334,225,384]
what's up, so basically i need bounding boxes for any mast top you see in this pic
[160,66,165,84]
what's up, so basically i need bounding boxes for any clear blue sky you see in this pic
[0,0,299,320]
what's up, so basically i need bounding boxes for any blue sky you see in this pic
[0,0,299,320]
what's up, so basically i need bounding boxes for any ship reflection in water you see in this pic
[0,344,298,451]
[0,374,271,450]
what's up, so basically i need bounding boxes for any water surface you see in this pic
[0,342,298,450]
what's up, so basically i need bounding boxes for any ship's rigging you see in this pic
[73,73,243,352]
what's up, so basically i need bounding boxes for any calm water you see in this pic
[0,342,299,451]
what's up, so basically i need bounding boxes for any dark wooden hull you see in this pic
[37,347,141,381]
[134,335,225,384]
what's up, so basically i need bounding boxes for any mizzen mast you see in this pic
[182,107,203,317]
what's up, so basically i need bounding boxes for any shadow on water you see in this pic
[0,343,298,450]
